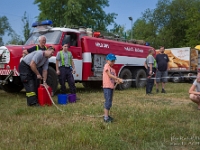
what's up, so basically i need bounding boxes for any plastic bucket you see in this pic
[57,94,68,105]
[68,94,76,103]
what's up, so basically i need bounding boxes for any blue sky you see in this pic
[0,0,158,43]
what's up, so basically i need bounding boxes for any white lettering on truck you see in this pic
[95,42,109,48]
[124,47,143,53]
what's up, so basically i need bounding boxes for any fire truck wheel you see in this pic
[0,77,24,93]
[171,74,181,83]
[118,68,132,90]
[47,66,58,95]
[132,69,146,88]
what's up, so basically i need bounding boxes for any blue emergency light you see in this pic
[32,20,53,27]
[145,42,150,46]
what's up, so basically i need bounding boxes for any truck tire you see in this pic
[118,68,132,90]
[171,74,181,83]
[47,66,58,95]
[132,69,146,88]
[1,76,24,93]
[82,81,102,89]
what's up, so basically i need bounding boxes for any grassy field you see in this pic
[0,82,200,150]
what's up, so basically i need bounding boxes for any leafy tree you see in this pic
[109,23,126,39]
[132,18,157,47]
[184,0,200,47]
[133,0,200,48]
[34,0,117,31]
[0,15,23,46]
[6,32,23,45]
[7,11,31,45]
[129,6,160,47]
[22,11,31,42]
[168,0,200,47]
[0,16,12,46]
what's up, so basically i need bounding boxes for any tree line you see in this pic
[1,0,200,49]
[0,12,31,45]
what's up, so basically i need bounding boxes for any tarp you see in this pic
[156,47,198,71]
[195,45,200,50]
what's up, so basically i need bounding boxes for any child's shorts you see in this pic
[103,88,113,110]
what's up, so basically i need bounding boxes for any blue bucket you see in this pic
[57,94,68,105]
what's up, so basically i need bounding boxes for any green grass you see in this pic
[0,82,200,150]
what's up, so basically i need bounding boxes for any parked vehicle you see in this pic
[0,20,154,94]
[156,47,199,83]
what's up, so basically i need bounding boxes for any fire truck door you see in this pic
[93,54,106,77]
[69,46,82,80]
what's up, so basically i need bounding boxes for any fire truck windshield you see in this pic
[24,30,62,45]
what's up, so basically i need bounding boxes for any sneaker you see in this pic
[104,117,112,123]
[146,93,153,95]
[29,103,40,107]
[156,89,159,93]
[161,89,166,93]
[108,116,114,121]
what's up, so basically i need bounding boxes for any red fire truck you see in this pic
[0,20,154,94]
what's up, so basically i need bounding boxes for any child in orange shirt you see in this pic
[103,53,123,123]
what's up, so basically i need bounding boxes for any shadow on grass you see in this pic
[0,82,146,98]
[55,86,103,96]
[0,83,103,98]
[0,90,26,98]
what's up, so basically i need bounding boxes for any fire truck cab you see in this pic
[0,20,154,94]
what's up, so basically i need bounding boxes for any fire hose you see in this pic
[114,72,155,88]
[122,75,197,82]
[42,84,65,112]
[42,84,104,117]
[40,73,197,116]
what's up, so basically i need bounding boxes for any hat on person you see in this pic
[106,53,116,61]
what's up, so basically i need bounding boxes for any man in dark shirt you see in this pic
[155,46,169,93]
[22,35,48,90]
[22,35,47,56]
